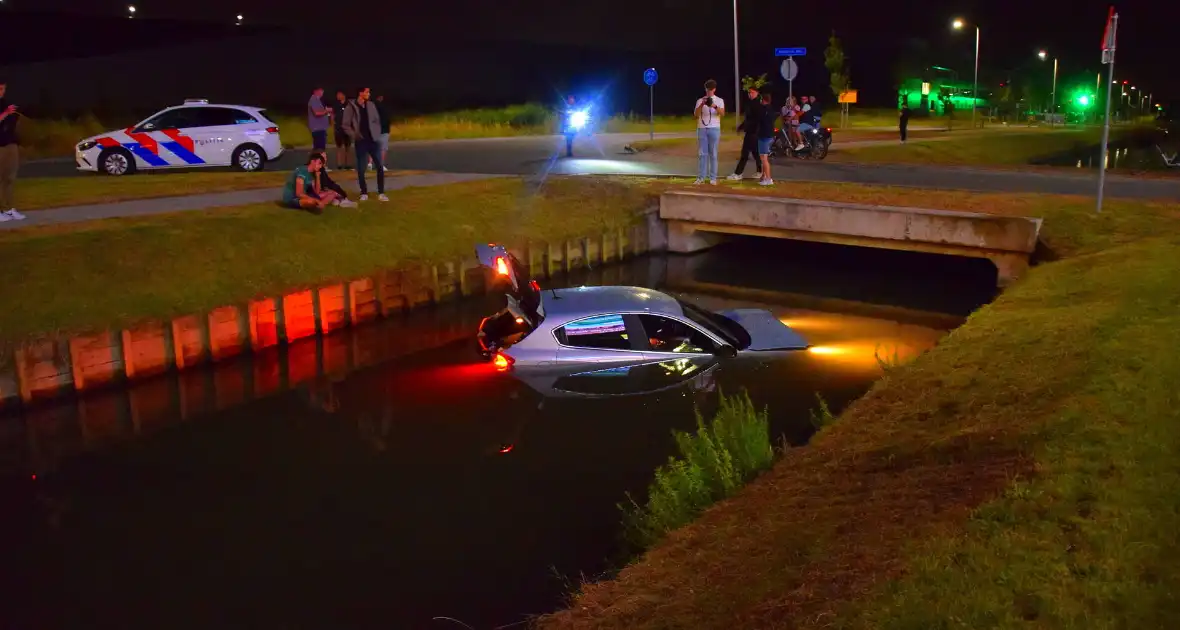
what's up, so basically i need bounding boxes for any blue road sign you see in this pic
[775,47,807,57]
[643,68,659,86]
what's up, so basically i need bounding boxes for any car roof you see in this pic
[165,103,268,113]
[541,286,683,322]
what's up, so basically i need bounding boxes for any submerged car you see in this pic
[474,244,810,371]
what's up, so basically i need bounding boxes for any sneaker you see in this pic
[368,163,375,171]
[759,179,774,186]
[795,144,805,151]
[3,209,25,220]
[726,174,743,181]
[709,179,718,186]
[0,212,10,223]
[377,194,389,202]
[339,199,358,208]
[359,194,369,201]
[692,178,704,185]
[331,199,341,206]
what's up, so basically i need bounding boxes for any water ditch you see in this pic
[0,237,997,629]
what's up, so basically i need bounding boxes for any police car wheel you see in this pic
[99,148,135,176]
[232,144,266,172]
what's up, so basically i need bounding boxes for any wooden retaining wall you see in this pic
[0,216,662,410]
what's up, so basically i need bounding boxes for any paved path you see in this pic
[1,172,503,230]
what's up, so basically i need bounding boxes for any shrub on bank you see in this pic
[621,391,773,548]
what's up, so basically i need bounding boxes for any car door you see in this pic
[126,108,197,169]
[550,357,719,398]
[180,107,244,166]
[554,313,649,364]
[635,313,721,361]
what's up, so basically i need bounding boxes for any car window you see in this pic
[556,314,631,350]
[139,109,198,131]
[186,107,255,128]
[638,314,718,354]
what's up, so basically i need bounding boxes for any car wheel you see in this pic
[99,148,135,176]
[232,144,266,172]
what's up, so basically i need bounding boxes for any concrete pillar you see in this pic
[989,252,1030,288]
[666,221,728,254]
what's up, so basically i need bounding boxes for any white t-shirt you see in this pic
[695,95,725,128]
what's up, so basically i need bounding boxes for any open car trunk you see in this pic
[475,243,545,358]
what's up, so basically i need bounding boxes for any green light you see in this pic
[1077,95,1090,106]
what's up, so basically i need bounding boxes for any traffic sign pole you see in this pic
[643,68,659,141]
[1097,10,1118,214]
[775,48,806,101]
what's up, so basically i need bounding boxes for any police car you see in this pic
[75,100,284,175]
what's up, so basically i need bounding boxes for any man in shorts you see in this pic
[331,90,352,170]
[282,154,340,214]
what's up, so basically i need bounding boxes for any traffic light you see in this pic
[1077,95,1091,107]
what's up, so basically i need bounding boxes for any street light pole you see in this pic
[732,0,741,132]
[1050,57,1058,127]
[972,25,980,130]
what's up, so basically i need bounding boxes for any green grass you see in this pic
[834,128,1105,166]
[17,104,697,159]
[0,177,648,346]
[537,189,1180,629]
[621,391,774,549]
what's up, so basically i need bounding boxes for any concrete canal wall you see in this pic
[0,213,667,410]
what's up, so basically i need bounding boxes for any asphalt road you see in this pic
[22,132,1180,200]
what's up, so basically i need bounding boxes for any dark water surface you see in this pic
[0,237,995,630]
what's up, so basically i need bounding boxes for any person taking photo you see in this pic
[693,79,725,185]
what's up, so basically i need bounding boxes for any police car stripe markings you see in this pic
[124,128,161,155]
[160,141,205,165]
[161,129,196,154]
[124,143,170,167]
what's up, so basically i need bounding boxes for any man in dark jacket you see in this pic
[342,86,387,202]
[727,86,764,180]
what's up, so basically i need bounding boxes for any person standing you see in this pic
[899,103,912,143]
[561,94,579,158]
[693,79,725,185]
[756,92,777,186]
[331,90,352,170]
[727,85,763,180]
[342,87,387,202]
[307,87,331,167]
[374,94,391,171]
[0,80,26,222]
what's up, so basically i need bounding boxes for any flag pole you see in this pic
[1096,9,1118,214]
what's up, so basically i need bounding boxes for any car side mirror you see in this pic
[715,344,737,359]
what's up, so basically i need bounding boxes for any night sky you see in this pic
[2,1,1174,110]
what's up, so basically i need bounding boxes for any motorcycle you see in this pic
[771,118,832,160]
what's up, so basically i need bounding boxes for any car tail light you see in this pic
[529,280,541,292]
[266,126,279,134]
[825,128,832,132]
[493,352,514,372]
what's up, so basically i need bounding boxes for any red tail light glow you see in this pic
[529,279,541,292]
[494,257,509,276]
[499,444,515,454]
[493,352,514,371]
[266,126,279,134]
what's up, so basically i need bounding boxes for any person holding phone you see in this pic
[0,80,26,222]
[693,79,725,185]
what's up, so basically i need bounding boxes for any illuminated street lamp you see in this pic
[952,18,980,130]
[127,5,136,19]
[235,14,244,26]
[1038,50,1058,126]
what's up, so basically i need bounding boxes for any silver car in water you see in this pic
[474,244,810,372]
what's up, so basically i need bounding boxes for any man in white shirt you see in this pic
[693,79,725,185]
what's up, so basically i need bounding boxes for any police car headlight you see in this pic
[77,141,98,151]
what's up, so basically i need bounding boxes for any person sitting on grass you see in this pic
[282,154,339,213]
[312,152,358,207]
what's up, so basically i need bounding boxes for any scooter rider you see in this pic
[561,94,580,158]
[796,96,823,150]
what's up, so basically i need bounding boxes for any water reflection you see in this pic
[0,237,994,629]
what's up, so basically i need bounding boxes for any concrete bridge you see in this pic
[660,191,1043,287]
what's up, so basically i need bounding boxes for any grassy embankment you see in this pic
[536,184,1180,628]
[15,104,696,160]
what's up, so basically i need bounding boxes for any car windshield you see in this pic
[676,300,751,350]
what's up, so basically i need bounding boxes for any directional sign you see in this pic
[775,47,807,57]
[643,68,659,86]
[780,58,798,81]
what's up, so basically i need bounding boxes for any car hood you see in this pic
[716,309,808,351]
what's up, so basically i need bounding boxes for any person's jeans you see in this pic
[734,133,762,175]
[354,139,384,194]
[0,144,18,209]
[310,129,328,151]
[697,127,721,181]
